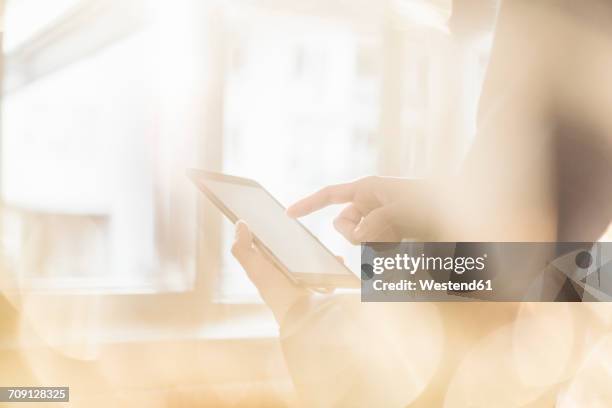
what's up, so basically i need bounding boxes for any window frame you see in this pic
[0,0,269,336]
[0,0,464,338]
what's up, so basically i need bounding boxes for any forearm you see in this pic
[279,294,443,407]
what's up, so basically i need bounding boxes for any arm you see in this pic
[231,222,443,407]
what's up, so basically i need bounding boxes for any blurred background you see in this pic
[7,0,602,406]
[0,0,492,301]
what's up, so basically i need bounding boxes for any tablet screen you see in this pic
[202,178,352,277]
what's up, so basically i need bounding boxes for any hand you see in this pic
[231,221,310,324]
[287,176,434,243]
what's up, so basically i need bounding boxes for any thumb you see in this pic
[231,220,296,290]
[231,220,257,265]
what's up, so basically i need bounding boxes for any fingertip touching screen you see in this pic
[202,178,352,277]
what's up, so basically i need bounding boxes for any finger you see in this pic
[333,204,363,244]
[231,221,307,324]
[286,181,357,218]
[354,205,397,242]
[232,221,288,286]
[231,220,256,263]
[335,255,345,264]
[336,203,363,223]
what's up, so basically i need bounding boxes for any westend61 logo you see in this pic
[371,253,487,275]
[362,242,612,302]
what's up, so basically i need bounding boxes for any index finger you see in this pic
[286,182,357,217]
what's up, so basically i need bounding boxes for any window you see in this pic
[1,0,492,307]
[1,0,198,293]
[219,10,380,300]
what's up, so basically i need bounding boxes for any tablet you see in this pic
[187,169,359,288]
